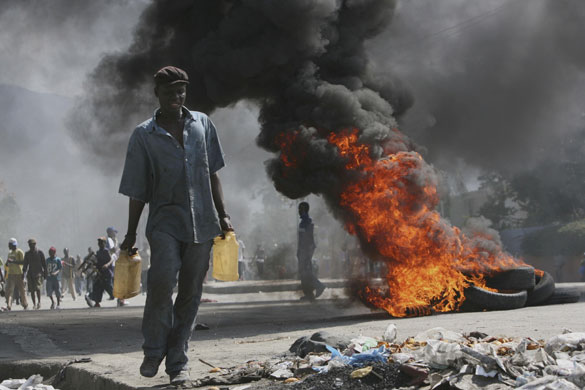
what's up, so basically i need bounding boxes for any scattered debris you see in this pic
[192,325,585,389]
[289,331,352,358]
[0,375,57,390]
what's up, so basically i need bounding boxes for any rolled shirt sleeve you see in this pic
[204,116,225,175]
[119,129,153,203]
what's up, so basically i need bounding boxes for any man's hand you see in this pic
[220,216,234,232]
[120,234,136,250]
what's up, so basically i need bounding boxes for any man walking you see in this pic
[45,247,62,310]
[297,202,325,301]
[61,248,76,300]
[23,239,47,310]
[4,238,28,311]
[80,247,97,296]
[118,66,233,385]
[85,237,114,308]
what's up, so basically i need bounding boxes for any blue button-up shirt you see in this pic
[119,108,225,243]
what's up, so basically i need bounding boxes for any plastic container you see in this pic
[212,232,239,281]
[113,249,142,299]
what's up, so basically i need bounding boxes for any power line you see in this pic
[388,0,515,55]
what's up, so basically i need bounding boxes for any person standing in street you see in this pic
[61,248,76,300]
[297,202,325,301]
[23,238,47,310]
[85,237,114,308]
[45,247,62,310]
[106,227,127,307]
[4,238,28,311]
[254,244,265,280]
[118,66,233,385]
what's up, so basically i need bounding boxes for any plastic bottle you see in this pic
[212,232,239,281]
[113,249,142,299]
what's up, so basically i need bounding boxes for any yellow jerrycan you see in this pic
[113,249,142,299]
[212,232,239,281]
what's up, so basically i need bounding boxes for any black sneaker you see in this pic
[140,356,162,378]
[315,284,326,298]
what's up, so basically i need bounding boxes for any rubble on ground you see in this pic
[196,325,585,389]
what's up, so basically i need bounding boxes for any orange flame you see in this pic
[277,131,303,168]
[329,129,523,317]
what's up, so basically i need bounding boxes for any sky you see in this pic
[1,0,584,259]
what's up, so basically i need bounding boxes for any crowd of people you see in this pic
[0,227,150,311]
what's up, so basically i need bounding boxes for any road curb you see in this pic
[0,360,136,390]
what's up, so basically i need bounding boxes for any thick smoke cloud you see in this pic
[69,0,422,290]
[69,0,412,174]
[369,0,585,174]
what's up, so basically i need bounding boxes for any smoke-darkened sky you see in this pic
[2,0,585,257]
[369,0,585,174]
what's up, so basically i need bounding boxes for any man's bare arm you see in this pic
[210,172,234,232]
[120,198,146,250]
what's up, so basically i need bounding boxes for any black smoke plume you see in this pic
[69,0,412,178]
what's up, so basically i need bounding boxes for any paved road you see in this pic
[0,286,583,389]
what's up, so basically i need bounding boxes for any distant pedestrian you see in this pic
[297,202,325,301]
[74,255,84,295]
[107,227,126,307]
[23,238,47,310]
[85,237,114,308]
[254,244,265,279]
[45,247,62,310]
[4,238,28,311]
[79,247,97,295]
[237,238,246,280]
[61,248,76,300]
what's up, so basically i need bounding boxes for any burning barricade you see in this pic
[279,128,581,317]
[195,326,585,389]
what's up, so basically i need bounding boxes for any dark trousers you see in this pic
[91,272,113,303]
[298,253,323,298]
[143,231,212,375]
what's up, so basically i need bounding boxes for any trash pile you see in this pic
[196,325,585,389]
[0,375,57,390]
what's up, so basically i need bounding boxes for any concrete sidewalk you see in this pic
[0,282,584,390]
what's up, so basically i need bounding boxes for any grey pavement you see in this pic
[0,281,584,389]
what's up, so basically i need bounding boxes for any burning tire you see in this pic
[485,266,536,291]
[525,271,555,306]
[541,286,582,305]
[460,286,528,312]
